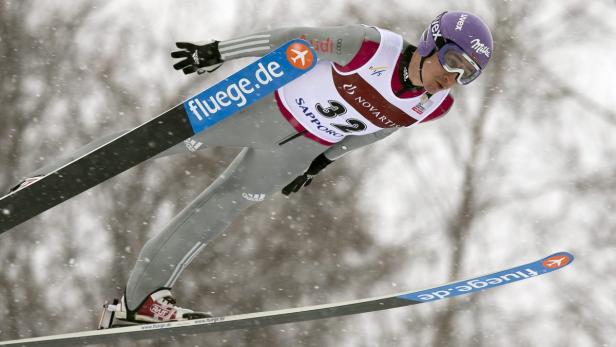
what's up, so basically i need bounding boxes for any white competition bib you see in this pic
[277,28,449,144]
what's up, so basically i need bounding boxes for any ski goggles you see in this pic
[437,43,482,85]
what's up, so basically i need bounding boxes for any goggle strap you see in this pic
[419,55,427,84]
[434,35,447,51]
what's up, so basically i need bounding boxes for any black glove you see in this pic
[282,153,333,196]
[171,41,223,75]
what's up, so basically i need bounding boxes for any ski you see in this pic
[0,252,573,346]
[0,39,318,235]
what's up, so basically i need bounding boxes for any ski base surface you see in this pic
[0,252,573,346]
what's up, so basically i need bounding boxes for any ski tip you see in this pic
[395,251,575,304]
[540,251,574,271]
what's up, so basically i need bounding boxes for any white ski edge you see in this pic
[0,252,573,346]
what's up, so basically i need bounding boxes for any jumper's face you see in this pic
[418,52,458,94]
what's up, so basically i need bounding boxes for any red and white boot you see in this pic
[114,289,211,324]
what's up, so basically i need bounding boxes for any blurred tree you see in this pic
[0,0,98,338]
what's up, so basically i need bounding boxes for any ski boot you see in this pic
[99,289,211,328]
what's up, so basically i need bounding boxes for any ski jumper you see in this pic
[23,25,454,310]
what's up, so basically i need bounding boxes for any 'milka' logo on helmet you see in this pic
[470,39,491,58]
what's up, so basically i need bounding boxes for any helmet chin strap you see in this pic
[419,55,427,85]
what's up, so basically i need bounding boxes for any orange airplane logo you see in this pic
[286,43,314,70]
[542,255,571,269]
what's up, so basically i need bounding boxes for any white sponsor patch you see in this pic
[242,193,266,202]
[184,139,204,152]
